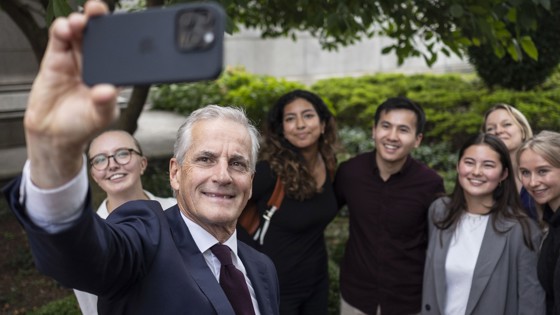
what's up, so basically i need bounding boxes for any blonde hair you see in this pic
[482,103,533,142]
[517,130,560,226]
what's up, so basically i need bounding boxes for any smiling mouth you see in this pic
[467,178,486,186]
[108,173,126,181]
[531,188,547,196]
[204,192,234,199]
[383,143,400,151]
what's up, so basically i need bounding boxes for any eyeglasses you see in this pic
[89,148,142,171]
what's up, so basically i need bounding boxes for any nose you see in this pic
[107,156,120,170]
[495,125,504,135]
[296,116,305,129]
[472,164,482,176]
[387,127,398,140]
[528,173,540,188]
[213,159,233,184]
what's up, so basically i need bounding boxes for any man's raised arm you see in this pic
[25,0,118,189]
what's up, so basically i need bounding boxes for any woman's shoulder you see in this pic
[428,196,450,221]
[430,196,450,211]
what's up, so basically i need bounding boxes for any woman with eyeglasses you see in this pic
[88,130,176,217]
[74,129,176,315]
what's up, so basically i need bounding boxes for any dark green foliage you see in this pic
[27,295,80,315]
[467,0,560,90]
[152,68,305,130]
[152,66,560,154]
[313,71,560,150]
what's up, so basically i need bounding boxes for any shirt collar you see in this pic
[179,211,238,254]
[370,150,413,176]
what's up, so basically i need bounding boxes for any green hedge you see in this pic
[153,67,560,153]
[152,67,305,130]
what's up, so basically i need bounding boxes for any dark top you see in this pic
[521,186,538,220]
[247,160,338,295]
[334,151,445,315]
[538,204,560,315]
[4,176,280,315]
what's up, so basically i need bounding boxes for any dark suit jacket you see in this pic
[4,176,280,315]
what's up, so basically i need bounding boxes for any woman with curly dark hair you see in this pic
[241,89,338,315]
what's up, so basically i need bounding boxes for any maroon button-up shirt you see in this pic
[334,151,445,315]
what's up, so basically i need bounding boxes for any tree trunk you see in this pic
[117,86,150,134]
[116,0,165,134]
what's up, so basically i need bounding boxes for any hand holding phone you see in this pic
[82,3,225,86]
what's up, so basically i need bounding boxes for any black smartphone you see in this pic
[82,2,225,86]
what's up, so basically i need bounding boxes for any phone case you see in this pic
[82,3,225,86]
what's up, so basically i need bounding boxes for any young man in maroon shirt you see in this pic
[334,97,445,315]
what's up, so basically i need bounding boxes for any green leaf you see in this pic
[506,7,517,22]
[506,40,521,61]
[53,0,72,17]
[471,37,481,46]
[46,1,53,24]
[520,36,539,60]
[538,0,551,11]
[494,44,506,58]
[466,5,487,15]
[450,4,464,17]
[456,37,472,46]
[381,46,394,54]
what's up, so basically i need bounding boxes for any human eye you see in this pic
[538,168,550,176]
[462,159,474,166]
[230,160,249,172]
[283,115,295,122]
[116,149,131,159]
[196,156,211,163]
[519,169,531,178]
[91,155,107,167]
[304,112,316,119]
[399,126,410,133]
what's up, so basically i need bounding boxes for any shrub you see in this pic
[152,67,304,130]
[27,295,80,315]
[467,0,560,90]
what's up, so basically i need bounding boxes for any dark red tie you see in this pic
[210,244,256,315]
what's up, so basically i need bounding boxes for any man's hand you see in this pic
[25,1,118,188]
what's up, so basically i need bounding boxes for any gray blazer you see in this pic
[421,197,545,315]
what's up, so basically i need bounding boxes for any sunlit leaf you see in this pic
[520,36,539,60]
[506,7,517,22]
[506,40,521,61]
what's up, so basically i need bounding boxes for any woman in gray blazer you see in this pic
[422,133,544,315]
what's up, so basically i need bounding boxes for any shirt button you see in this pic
[425,304,431,311]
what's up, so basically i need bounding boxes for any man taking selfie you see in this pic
[3,2,279,314]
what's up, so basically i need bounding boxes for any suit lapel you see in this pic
[239,243,274,315]
[465,217,511,314]
[166,207,235,315]
[433,226,454,314]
